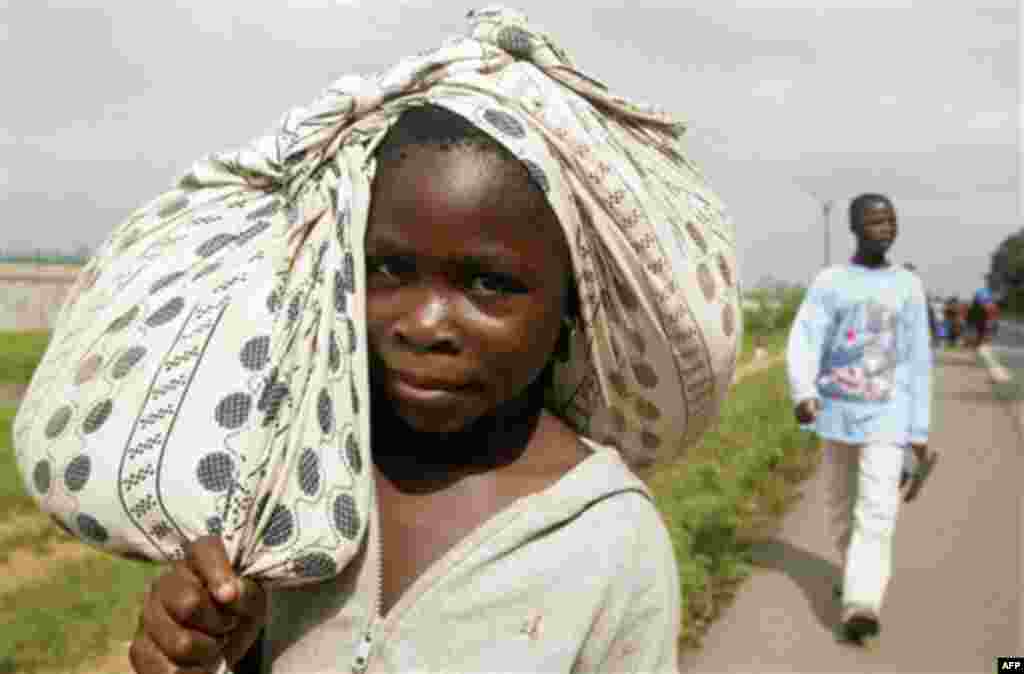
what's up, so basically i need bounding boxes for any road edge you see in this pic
[977,344,1024,439]
[976,343,1024,653]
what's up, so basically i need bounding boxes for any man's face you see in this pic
[853,201,898,257]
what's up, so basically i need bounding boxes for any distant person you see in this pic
[987,298,1001,340]
[943,295,963,347]
[786,193,937,648]
[967,288,998,347]
[958,298,969,340]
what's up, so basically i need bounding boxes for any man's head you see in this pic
[849,193,898,259]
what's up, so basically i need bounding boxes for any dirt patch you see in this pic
[733,351,785,384]
[0,540,102,595]
[0,512,54,539]
[34,642,133,674]
[0,382,28,407]
[77,646,133,674]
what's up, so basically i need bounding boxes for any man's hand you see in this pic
[129,536,268,674]
[909,442,928,462]
[902,443,937,503]
[794,398,820,425]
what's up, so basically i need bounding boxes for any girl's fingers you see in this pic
[156,562,239,636]
[184,537,268,624]
[186,536,241,605]
[129,629,180,674]
[140,579,228,668]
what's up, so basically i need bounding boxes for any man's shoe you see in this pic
[903,449,939,502]
[841,607,880,649]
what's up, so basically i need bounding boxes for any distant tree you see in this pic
[988,227,1024,314]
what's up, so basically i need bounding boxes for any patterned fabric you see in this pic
[786,263,932,446]
[13,5,738,587]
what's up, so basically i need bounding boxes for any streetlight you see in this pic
[792,182,838,269]
[805,192,835,268]
[822,200,834,267]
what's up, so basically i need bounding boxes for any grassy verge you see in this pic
[0,408,43,518]
[0,405,163,674]
[649,362,819,650]
[0,407,67,563]
[737,329,787,368]
[0,332,52,387]
[0,554,161,674]
[977,351,1024,403]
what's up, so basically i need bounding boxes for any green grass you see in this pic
[0,407,40,518]
[0,332,52,386]
[0,554,161,673]
[976,352,1024,403]
[650,363,819,650]
[737,329,787,368]
[0,406,64,564]
[993,381,1024,403]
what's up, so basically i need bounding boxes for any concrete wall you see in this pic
[0,265,82,332]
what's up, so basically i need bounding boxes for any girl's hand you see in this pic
[129,536,268,673]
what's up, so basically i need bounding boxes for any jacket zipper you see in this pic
[352,483,383,674]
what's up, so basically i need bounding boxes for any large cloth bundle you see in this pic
[13,5,739,587]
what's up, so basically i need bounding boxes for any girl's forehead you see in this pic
[368,146,567,255]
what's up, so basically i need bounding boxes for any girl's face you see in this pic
[365,145,572,435]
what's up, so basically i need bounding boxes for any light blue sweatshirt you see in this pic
[786,263,932,446]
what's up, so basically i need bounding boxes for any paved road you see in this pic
[680,349,1021,673]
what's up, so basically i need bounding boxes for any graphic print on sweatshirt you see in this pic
[817,300,901,403]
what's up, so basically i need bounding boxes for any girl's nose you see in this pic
[393,288,460,354]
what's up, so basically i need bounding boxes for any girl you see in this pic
[132,101,683,674]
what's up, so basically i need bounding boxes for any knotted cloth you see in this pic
[14,6,739,586]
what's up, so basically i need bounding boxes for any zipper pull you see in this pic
[351,627,375,674]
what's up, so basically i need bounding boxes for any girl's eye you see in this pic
[469,273,527,295]
[368,256,414,281]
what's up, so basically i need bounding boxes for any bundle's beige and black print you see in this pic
[14,5,739,587]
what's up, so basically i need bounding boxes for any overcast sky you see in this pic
[2,1,1018,298]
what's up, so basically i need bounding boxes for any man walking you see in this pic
[786,193,937,647]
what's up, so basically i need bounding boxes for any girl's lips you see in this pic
[393,370,471,391]
[389,371,473,405]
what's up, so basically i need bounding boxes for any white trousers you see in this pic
[824,440,904,615]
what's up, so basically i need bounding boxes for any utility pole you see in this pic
[794,182,840,270]
[823,200,834,267]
